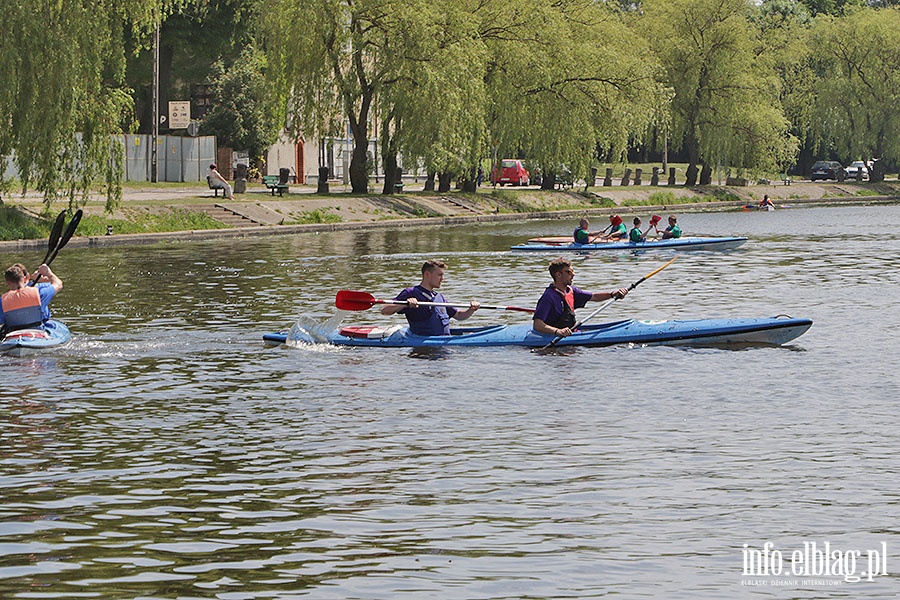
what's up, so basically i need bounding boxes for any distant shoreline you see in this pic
[2,193,898,254]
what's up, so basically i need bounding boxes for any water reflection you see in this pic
[1,204,899,598]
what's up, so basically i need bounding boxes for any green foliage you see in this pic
[0,206,49,241]
[484,0,669,181]
[201,46,283,167]
[709,188,742,202]
[647,191,678,205]
[75,209,227,236]
[809,8,900,173]
[0,1,189,213]
[287,209,342,224]
[640,0,799,181]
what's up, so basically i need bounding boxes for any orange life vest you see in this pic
[1,287,44,331]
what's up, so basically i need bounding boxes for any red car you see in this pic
[491,159,530,186]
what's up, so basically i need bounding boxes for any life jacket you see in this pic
[1,287,44,331]
[547,287,577,329]
[574,227,589,244]
[405,286,452,336]
[629,227,644,242]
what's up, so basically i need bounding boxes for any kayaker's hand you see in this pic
[406,298,419,308]
[611,288,629,300]
[555,327,572,337]
[469,300,480,311]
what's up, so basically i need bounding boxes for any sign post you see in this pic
[168,101,191,130]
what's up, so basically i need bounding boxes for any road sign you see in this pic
[168,101,191,129]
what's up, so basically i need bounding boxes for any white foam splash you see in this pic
[285,311,349,347]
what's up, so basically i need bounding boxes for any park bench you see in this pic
[781,173,792,186]
[262,174,289,197]
[207,175,227,197]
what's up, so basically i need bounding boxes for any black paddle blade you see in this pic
[41,211,67,264]
[47,209,83,265]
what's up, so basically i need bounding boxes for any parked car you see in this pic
[845,160,869,181]
[491,159,530,186]
[810,160,845,182]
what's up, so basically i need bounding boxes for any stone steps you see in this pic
[191,204,263,227]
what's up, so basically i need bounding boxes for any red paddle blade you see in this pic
[335,290,381,311]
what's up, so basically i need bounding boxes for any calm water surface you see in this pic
[2,204,900,599]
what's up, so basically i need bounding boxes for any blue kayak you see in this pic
[264,316,811,349]
[511,236,747,252]
[0,320,71,356]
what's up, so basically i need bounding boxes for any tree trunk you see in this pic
[382,152,398,194]
[541,170,556,190]
[349,131,369,194]
[699,164,712,185]
[424,172,435,191]
[437,172,452,193]
[460,167,477,193]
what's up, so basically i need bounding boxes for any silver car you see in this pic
[845,161,869,181]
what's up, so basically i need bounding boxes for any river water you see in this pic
[1,203,899,599]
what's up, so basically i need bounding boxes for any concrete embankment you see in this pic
[2,180,899,253]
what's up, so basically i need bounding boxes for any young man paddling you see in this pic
[0,263,63,333]
[532,258,628,338]
[382,260,480,336]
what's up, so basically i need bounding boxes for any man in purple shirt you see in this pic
[382,260,480,336]
[533,258,628,338]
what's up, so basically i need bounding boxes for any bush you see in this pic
[0,206,53,241]
[75,209,228,236]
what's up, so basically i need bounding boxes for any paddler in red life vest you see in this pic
[605,214,627,240]
[532,258,628,338]
[381,259,480,336]
[0,263,63,333]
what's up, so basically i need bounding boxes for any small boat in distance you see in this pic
[511,236,748,252]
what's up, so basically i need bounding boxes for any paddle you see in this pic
[644,214,662,238]
[587,224,613,244]
[41,211,67,266]
[29,209,82,286]
[336,289,535,313]
[46,209,82,265]
[539,256,677,350]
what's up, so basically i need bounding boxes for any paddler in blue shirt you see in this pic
[532,258,628,338]
[0,263,63,333]
[381,260,480,336]
[573,218,605,244]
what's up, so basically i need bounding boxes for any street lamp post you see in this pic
[151,22,160,183]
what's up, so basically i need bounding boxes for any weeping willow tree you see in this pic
[262,0,672,194]
[640,0,798,185]
[483,0,670,187]
[375,0,489,193]
[262,0,485,194]
[809,7,900,180]
[0,0,187,212]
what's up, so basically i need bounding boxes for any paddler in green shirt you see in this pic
[606,214,627,240]
[661,215,682,239]
[573,218,606,244]
[629,217,645,243]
